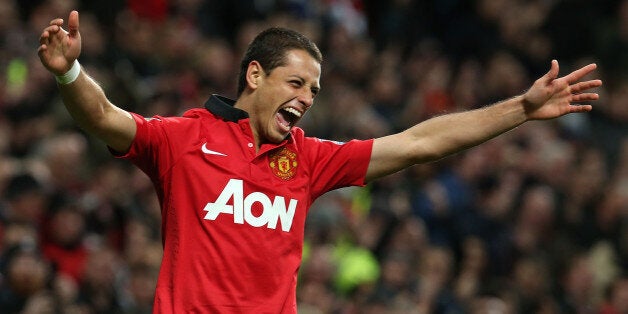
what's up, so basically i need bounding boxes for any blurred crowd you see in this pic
[0,0,626,313]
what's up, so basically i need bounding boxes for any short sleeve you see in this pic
[111,112,199,181]
[303,138,373,200]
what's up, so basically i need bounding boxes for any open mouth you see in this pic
[277,107,302,130]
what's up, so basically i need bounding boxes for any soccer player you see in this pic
[38,10,602,313]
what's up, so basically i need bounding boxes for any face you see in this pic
[249,49,321,144]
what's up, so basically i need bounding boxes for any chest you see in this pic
[166,125,310,233]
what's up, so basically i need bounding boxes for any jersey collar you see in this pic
[204,94,249,122]
[204,94,294,144]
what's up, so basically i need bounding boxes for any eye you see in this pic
[289,80,302,87]
[311,88,319,98]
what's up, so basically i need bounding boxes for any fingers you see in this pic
[569,79,602,106]
[568,104,593,113]
[37,44,47,56]
[570,79,603,93]
[46,10,79,36]
[39,30,49,46]
[39,25,58,45]
[39,11,81,64]
[563,63,597,83]
[68,11,79,37]
[49,18,63,26]
[571,92,599,102]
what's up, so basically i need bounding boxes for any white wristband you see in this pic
[55,60,81,85]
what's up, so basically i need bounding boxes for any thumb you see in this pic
[67,10,79,37]
[543,59,559,83]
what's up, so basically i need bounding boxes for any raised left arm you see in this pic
[365,60,602,182]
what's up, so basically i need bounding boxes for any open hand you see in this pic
[38,10,81,76]
[523,60,602,120]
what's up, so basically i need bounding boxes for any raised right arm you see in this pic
[38,10,135,153]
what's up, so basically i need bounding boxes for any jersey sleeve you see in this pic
[110,112,198,181]
[303,137,374,200]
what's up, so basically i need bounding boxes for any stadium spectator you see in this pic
[0,0,622,312]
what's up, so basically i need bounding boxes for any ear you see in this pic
[246,61,263,90]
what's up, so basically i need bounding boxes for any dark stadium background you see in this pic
[0,0,626,313]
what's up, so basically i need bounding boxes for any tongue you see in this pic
[276,112,290,128]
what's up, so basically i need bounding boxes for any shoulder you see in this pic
[140,108,217,127]
[131,108,222,144]
[181,108,214,119]
[290,127,367,148]
[295,128,372,156]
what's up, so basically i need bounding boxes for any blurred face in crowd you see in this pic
[7,251,50,297]
[247,49,320,144]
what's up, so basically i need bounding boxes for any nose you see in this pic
[297,89,314,108]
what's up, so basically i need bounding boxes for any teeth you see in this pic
[283,107,302,118]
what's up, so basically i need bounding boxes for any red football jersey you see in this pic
[116,95,373,313]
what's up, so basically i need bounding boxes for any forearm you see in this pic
[366,95,528,181]
[405,95,528,162]
[367,61,601,182]
[59,70,110,130]
[58,69,135,151]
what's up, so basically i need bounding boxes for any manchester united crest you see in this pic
[269,147,298,180]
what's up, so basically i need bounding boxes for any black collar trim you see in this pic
[204,94,249,122]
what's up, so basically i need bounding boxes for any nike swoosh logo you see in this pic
[201,143,227,156]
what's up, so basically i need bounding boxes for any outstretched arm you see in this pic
[365,60,602,182]
[38,10,135,153]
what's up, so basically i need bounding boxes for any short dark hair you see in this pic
[236,27,323,96]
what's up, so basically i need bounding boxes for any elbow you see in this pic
[71,101,114,136]
[407,139,444,164]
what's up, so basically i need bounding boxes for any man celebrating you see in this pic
[38,10,601,313]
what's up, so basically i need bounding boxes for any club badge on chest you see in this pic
[269,147,298,180]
